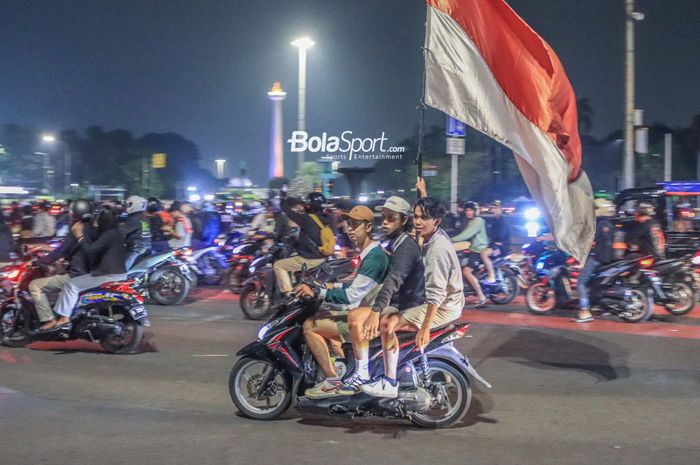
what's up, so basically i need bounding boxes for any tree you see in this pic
[288,162,322,198]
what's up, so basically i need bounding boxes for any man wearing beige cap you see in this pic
[296,205,389,399]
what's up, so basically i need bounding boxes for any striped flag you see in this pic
[424,0,595,261]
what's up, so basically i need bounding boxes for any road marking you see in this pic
[192,354,230,357]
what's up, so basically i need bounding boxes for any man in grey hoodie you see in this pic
[361,180,464,398]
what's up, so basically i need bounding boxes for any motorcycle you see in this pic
[229,263,491,428]
[525,255,655,323]
[0,261,150,354]
[240,246,357,320]
[506,241,554,289]
[129,250,195,306]
[642,256,695,316]
[226,235,270,294]
[455,247,520,304]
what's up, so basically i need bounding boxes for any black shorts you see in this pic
[460,252,481,270]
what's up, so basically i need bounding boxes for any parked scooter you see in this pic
[229,263,491,428]
[0,261,149,354]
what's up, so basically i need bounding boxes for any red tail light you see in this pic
[640,258,655,269]
[351,256,360,269]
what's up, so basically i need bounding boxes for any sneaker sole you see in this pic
[359,389,398,398]
[305,390,341,399]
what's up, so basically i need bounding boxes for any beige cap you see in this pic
[342,205,375,223]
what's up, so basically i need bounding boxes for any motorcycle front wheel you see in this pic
[240,284,272,320]
[0,304,29,347]
[410,359,471,429]
[150,266,191,306]
[526,282,557,314]
[229,357,292,420]
[488,268,519,305]
[663,282,695,316]
[198,252,224,286]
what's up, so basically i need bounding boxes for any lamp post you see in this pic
[41,133,72,194]
[623,0,645,189]
[215,159,226,179]
[291,36,315,171]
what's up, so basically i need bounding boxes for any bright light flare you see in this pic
[291,37,315,49]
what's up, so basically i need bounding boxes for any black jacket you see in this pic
[590,218,614,264]
[37,228,93,277]
[628,219,665,259]
[488,216,511,246]
[121,212,152,254]
[281,199,325,259]
[371,233,426,312]
[79,228,127,276]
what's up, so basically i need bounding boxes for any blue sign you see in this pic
[446,116,466,138]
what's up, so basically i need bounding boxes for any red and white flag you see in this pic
[425,0,594,261]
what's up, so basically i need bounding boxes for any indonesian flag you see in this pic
[425,0,594,261]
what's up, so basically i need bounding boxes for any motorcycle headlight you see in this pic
[257,324,271,340]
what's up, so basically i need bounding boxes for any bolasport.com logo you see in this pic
[287,131,406,161]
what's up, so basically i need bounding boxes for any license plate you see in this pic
[129,305,148,320]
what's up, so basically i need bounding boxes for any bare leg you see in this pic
[463,267,486,301]
[347,307,372,378]
[303,319,341,378]
[480,249,495,282]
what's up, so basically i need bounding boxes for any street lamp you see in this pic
[40,133,72,193]
[623,0,645,189]
[215,159,226,179]
[291,36,315,171]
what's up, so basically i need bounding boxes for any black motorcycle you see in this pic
[0,262,150,354]
[226,235,269,294]
[229,263,491,428]
[525,255,655,323]
[643,256,695,316]
[239,246,356,320]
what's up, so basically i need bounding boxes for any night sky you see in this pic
[1,0,699,184]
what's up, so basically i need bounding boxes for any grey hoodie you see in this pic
[422,228,464,313]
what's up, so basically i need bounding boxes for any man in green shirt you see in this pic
[451,202,493,307]
[296,205,389,399]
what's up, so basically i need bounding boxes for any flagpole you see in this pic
[415,5,429,199]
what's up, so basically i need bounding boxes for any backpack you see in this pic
[309,214,336,257]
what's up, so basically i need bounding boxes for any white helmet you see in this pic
[125,195,147,214]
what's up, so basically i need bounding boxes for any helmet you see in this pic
[462,201,478,212]
[71,199,93,223]
[125,195,147,214]
[305,192,327,213]
[594,198,615,217]
[636,201,655,217]
[94,205,118,232]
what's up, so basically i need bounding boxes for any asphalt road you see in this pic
[1,290,699,465]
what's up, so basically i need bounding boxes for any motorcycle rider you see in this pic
[488,200,511,257]
[628,202,666,258]
[122,195,152,269]
[146,198,170,254]
[361,179,464,398]
[575,198,616,323]
[450,201,492,308]
[50,205,128,328]
[166,201,193,250]
[275,192,333,298]
[31,201,56,239]
[296,205,389,398]
[28,200,93,330]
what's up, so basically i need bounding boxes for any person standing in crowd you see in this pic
[167,201,193,250]
[201,202,222,246]
[575,199,616,323]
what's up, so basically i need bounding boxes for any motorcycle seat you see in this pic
[654,258,680,267]
[366,324,455,350]
[596,259,637,272]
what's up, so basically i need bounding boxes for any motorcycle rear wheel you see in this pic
[229,357,292,420]
[410,359,471,429]
[525,283,556,314]
[198,252,224,286]
[0,304,29,348]
[663,283,695,316]
[99,308,144,354]
[240,284,272,320]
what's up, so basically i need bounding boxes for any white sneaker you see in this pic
[304,379,341,399]
[359,377,398,398]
